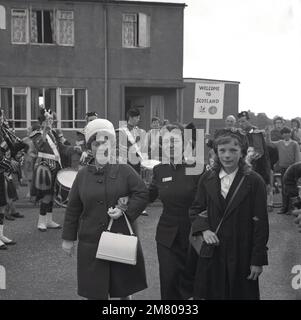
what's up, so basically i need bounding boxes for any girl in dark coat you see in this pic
[62,119,148,300]
[189,128,269,300]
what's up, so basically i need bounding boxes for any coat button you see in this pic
[97,200,104,204]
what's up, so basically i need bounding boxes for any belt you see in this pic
[38,152,59,162]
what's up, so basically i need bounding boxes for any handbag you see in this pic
[189,175,245,258]
[96,212,138,265]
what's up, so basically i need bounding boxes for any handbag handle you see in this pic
[107,212,135,236]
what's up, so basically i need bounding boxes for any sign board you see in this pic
[193,83,225,119]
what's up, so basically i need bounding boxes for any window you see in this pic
[31,88,56,125]
[60,88,86,129]
[0,87,28,128]
[0,5,6,30]
[0,88,12,124]
[1,87,87,130]
[30,10,54,44]
[11,8,74,46]
[122,13,150,48]
[11,9,28,44]
[57,10,74,46]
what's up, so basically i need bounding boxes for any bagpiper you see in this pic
[31,107,81,231]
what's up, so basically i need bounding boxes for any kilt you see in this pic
[32,158,60,200]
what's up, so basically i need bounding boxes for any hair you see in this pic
[151,116,160,123]
[280,126,291,135]
[273,116,284,125]
[86,111,98,118]
[37,108,56,124]
[291,118,301,128]
[212,134,250,174]
[126,107,140,120]
[237,111,250,120]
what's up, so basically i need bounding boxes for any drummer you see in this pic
[148,123,202,300]
[31,107,81,232]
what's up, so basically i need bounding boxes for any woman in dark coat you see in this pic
[62,119,148,300]
[149,123,202,300]
[189,128,269,300]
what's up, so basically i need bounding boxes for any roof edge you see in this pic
[184,77,240,85]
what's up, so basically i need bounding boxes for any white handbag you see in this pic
[96,213,138,265]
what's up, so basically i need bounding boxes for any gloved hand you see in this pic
[80,151,88,163]
[62,240,75,256]
[108,207,123,220]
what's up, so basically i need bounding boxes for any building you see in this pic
[0,0,185,139]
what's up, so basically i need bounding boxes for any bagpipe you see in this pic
[0,109,28,160]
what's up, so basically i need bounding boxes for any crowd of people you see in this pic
[1,106,301,300]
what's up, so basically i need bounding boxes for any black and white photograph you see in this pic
[0,0,301,304]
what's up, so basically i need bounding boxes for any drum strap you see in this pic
[46,134,62,168]
[120,127,143,160]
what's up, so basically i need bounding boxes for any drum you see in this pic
[54,168,78,208]
[141,159,160,186]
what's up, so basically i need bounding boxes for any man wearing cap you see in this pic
[237,111,271,186]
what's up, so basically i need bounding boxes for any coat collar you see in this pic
[204,167,251,216]
[87,162,119,179]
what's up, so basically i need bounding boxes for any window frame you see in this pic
[11,8,74,46]
[29,8,56,45]
[0,87,88,130]
[59,88,88,130]
[11,8,29,44]
[122,12,150,49]
[56,9,74,47]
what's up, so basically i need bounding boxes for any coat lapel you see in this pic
[223,171,251,222]
[204,170,224,214]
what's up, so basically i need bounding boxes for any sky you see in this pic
[137,0,301,119]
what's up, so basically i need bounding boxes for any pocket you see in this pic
[199,242,215,258]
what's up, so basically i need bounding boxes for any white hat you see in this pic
[85,118,116,144]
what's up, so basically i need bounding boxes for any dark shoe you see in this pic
[4,240,16,246]
[11,212,24,218]
[267,205,273,212]
[0,244,8,250]
[5,214,15,221]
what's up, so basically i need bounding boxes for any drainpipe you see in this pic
[104,2,108,118]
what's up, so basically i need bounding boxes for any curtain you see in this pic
[58,11,74,45]
[43,11,53,43]
[61,95,73,128]
[30,10,38,43]
[123,14,136,47]
[31,88,40,121]
[75,89,86,128]
[14,95,27,128]
[45,88,56,112]
[12,12,27,43]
